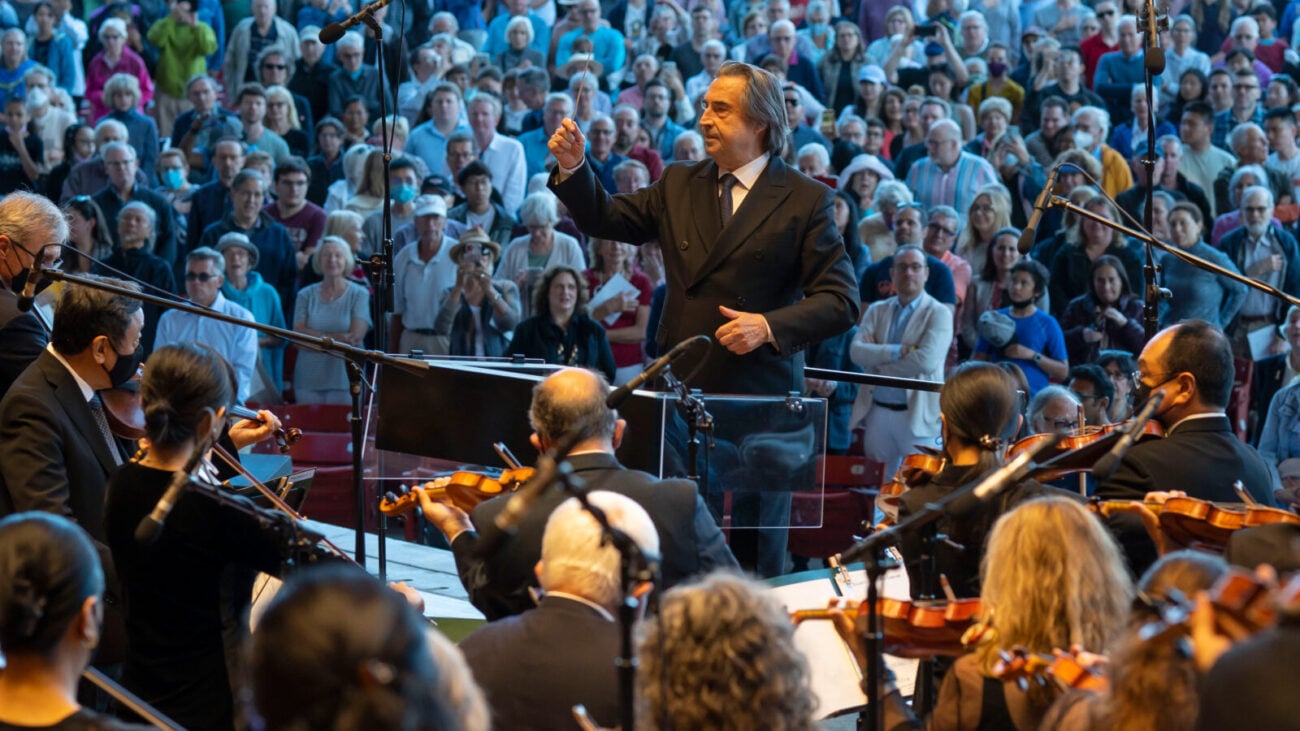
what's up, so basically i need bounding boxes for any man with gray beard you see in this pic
[1219,185,1300,357]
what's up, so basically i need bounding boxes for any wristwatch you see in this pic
[1033,353,1043,364]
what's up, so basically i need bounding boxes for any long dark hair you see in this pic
[64,195,114,265]
[139,344,236,449]
[0,512,104,656]
[940,362,1023,473]
[1089,253,1133,304]
[249,564,464,731]
[833,189,869,276]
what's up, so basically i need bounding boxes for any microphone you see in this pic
[134,440,207,545]
[1142,0,1166,74]
[319,0,393,44]
[605,334,709,409]
[1092,391,1164,480]
[1018,165,1059,254]
[470,429,586,560]
[15,263,45,313]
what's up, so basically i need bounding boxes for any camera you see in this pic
[915,24,939,37]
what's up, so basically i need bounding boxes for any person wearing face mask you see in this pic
[965,43,1025,125]
[1096,319,1277,576]
[973,259,1069,397]
[0,192,64,399]
[357,156,422,255]
[103,342,286,731]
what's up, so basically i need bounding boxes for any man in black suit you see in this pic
[1098,319,1277,573]
[547,61,859,576]
[0,192,66,398]
[419,367,737,620]
[458,490,659,730]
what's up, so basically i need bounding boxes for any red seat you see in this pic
[787,455,887,559]
[274,403,353,433]
[291,432,355,465]
[1227,358,1253,442]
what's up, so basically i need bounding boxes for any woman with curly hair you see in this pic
[637,572,817,731]
[883,496,1134,730]
[507,265,616,382]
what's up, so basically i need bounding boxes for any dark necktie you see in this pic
[720,173,739,228]
[88,394,123,467]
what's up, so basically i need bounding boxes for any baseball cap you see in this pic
[413,194,447,217]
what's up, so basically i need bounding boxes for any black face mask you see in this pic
[1132,376,1172,412]
[1007,294,1035,309]
[8,267,54,296]
[103,343,143,389]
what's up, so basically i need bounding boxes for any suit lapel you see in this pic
[689,157,793,289]
[41,354,117,474]
[688,163,722,262]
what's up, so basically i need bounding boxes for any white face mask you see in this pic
[1073,130,1096,151]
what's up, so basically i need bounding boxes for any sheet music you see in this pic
[588,272,638,326]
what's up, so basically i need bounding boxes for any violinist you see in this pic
[882,497,1134,730]
[0,191,64,398]
[1097,320,1277,575]
[1041,550,1231,731]
[417,367,736,621]
[102,343,287,731]
[895,362,1068,599]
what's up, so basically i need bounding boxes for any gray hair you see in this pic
[612,104,640,122]
[1173,14,1197,32]
[1156,134,1183,156]
[103,73,141,107]
[567,71,599,92]
[467,92,502,118]
[1028,385,1081,427]
[119,201,157,250]
[770,18,796,36]
[336,30,364,52]
[93,117,128,145]
[1117,13,1138,32]
[0,191,68,253]
[505,14,533,42]
[1229,122,1266,154]
[796,142,829,168]
[539,492,659,607]
[958,10,987,28]
[1230,15,1259,36]
[96,17,124,42]
[22,64,52,85]
[1242,184,1275,208]
[1229,164,1268,207]
[930,205,959,223]
[187,245,226,277]
[1073,105,1111,140]
[232,168,266,192]
[978,96,1013,124]
[701,38,727,56]
[873,179,913,208]
[544,91,574,113]
[835,113,866,138]
[715,61,788,157]
[518,191,559,227]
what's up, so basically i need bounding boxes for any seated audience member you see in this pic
[103,343,285,731]
[154,247,258,403]
[497,192,587,319]
[1040,550,1230,731]
[460,491,658,729]
[248,564,489,731]
[197,169,297,321]
[583,238,651,385]
[418,367,736,620]
[100,72,158,182]
[105,201,175,353]
[638,572,816,728]
[0,512,152,730]
[881,497,1133,730]
[434,227,520,357]
[1048,195,1143,319]
[1160,202,1245,330]
[1028,384,1083,434]
[1068,363,1116,428]
[218,232,286,397]
[1097,349,1137,422]
[974,259,1069,396]
[293,236,371,403]
[507,266,615,381]
[1060,254,1146,365]
[447,159,516,248]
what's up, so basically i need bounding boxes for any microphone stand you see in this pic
[1140,1,1169,341]
[662,367,713,493]
[1043,196,1300,313]
[34,268,430,570]
[804,367,943,393]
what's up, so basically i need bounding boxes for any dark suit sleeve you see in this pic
[0,312,47,395]
[0,389,75,522]
[549,159,665,246]
[761,186,861,353]
[690,493,739,572]
[448,530,533,620]
[1095,451,1154,501]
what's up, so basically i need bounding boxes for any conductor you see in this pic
[548,61,860,575]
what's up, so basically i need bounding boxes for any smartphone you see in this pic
[915,24,938,37]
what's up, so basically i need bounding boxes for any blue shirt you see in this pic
[873,297,919,406]
[406,120,470,178]
[556,26,628,78]
[974,307,1067,396]
[484,11,549,56]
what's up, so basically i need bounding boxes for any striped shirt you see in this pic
[904,152,999,222]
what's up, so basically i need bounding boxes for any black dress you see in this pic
[507,312,617,383]
[103,462,284,731]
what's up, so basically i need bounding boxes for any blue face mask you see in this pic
[161,168,185,189]
[807,22,829,36]
[348,66,364,81]
[393,184,417,203]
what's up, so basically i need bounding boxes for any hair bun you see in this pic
[977,434,1001,451]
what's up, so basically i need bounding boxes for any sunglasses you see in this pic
[185,271,219,282]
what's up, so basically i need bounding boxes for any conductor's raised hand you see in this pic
[716,305,772,355]
[548,117,588,171]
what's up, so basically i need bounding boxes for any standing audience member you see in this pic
[0,95,42,195]
[1159,201,1246,330]
[497,191,587,319]
[92,141,175,264]
[390,195,457,355]
[100,73,158,183]
[326,31,390,120]
[974,259,1069,396]
[293,236,371,403]
[85,19,152,122]
[218,232,285,396]
[583,238,651,384]
[434,228,520,357]
[146,0,217,137]
[171,75,242,183]
[196,168,297,322]
[105,202,174,353]
[1060,254,1146,364]
[222,0,298,101]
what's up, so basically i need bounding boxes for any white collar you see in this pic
[719,151,771,191]
[46,343,95,402]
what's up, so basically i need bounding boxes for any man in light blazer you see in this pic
[849,245,952,478]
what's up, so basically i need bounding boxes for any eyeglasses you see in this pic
[104,159,136,167]
[783,97,799,106]
[1051,419,1081,430]
[1096,10,1115,17]
[892,262,926,272]
[261,63,287,70]
[102,33,123,40]
[186,271,219,282]
[1242,205,1270,214]
[926,222,957,237]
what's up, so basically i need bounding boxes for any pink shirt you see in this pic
[86,47,154,122]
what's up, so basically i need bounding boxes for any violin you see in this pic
[876,448,946,527]
[1092,490,1300,556]
[791,595,983,658]
[380,468,538,516]
[992,647,1108,693]
[1006,419,1164,481]
[1138,567,1292,649]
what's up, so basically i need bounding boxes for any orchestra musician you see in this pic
[1096,320,1278,574]
[417,367,736,621]
[0,191,64,398]
[102,343,288,731]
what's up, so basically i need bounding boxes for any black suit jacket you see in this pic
[450,451,737,620]
[1252,354,1289,444]
[550,156,859,395]
[1097,414,1277,574]
[0,286,46,399]
[459,596,621,730]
